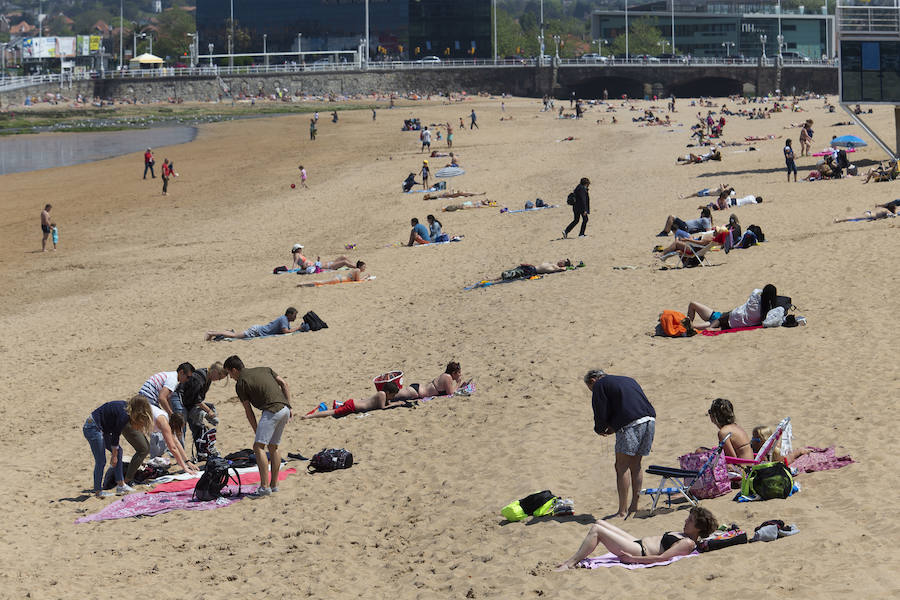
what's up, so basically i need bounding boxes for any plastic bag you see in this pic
[763,306,785,328]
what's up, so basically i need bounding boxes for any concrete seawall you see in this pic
[1,65,836,106]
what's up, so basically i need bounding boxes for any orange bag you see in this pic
[659,310,688,337]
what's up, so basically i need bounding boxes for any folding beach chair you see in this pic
[640,433,731,515]
[658,239,714,268]
[724,417,791,479]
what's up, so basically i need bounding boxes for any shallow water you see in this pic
[0,126,197,175]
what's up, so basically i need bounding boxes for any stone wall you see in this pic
[1,65,836,107]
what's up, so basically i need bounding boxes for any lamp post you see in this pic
[721,41,734,57]
[492,0,497,64]
[624,0,629,59]
[119,0,124,69]
[263,33,267,68]
[552,34,560,60]
[1,43,7,79]
[365,0,370,68]
[777,33,784,62]
[186,32,196,67]
[208,42,214,66]
[298,33,302,64]
[670,0,675,56]
[539,0,545,66]
[229,0,234,67]
[759,33,767,61]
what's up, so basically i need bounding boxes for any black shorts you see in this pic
[42,224,51,234]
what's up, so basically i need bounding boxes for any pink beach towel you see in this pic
[148,468,297,494]
[75,484,246,523]
[578,551,698,569]
[701,326,763,336]
[791,446,854,473]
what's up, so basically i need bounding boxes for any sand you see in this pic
[0,95,897,599]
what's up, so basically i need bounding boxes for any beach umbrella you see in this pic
[831,135,867,148]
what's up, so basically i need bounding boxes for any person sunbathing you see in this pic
[424,189,484,200]
[652,228,730,256]
[291,244,359,273]
[657,209,713,237]
[700,398,754,460]
[205,307,306,340]
[297,262,369,287]
[700,194,762,211]
[442,199,495,211]
[302,382,406,419]
[677,148,721,164]
[751,424,811,464]
[685,284,777,330]
[833,205,896,222]
[554,506,718,570]
[680,183,730,199]
[395,361,465,400]
[862,159,898,183]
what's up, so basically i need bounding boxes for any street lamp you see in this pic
[721,41,734,57]
[186,32,196,67]
[1,42,7,79]
[208,42,214,66]
[552,34,561,60]
[297,33,302,64]
[658,40,669,56]
[263,34,268,68]
[594,39,608,59]
[776,33,784,60]
[537,33,544,66]
[229,0,234,67]
[624,0,629,59]
[759,34,767,61]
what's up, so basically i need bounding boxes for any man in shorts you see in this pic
[40,204,52,252]
[584,369,656,519]
[224,355,292,497]
[421,126,431,153]
[302,382,404,419]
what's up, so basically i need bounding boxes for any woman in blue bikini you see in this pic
[554,505,718,570]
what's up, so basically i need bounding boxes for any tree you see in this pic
[151,7,194,61]
[609,17,664,57]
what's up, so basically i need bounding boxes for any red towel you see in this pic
[148,467,297,494]
[701,325,763,336]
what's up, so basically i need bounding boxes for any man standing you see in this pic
[143,148,155,179]
[421,126,431,153]
[469,109,478,129]
[584,369,656,519]
[224,355,292,497]
[40,204,52,252]
[563,177,591,238]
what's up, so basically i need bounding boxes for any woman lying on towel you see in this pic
[297,262,369,287]
[833,204,896,223]
[423,190,484,200]
[554,506,718,570]
[291,244,360,273]
[677,148,722,164]
[395,361,466,400]
[652,227,731,255]
[302,382,406,419]
[685,284,777,330]
[700,398,754,460]
[442,199,496,211]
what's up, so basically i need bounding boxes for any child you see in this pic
[50,223,58,250]
[299,165,308,188]
[751,425,811,464]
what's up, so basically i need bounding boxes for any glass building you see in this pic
[590,0,834,59]
[195,0,491,59]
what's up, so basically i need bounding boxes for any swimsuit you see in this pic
[333,399,356,418]
[634,532,684,556]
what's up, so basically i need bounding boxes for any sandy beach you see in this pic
[0,94,897,598]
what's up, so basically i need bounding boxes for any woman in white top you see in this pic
[123,407,197,484]
[685,284,778,330]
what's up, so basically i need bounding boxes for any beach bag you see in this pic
[303,311,328,331]
[192,456,241,502]
[658,310,692,337]
[501,490,557,522]
[134,463,168,483]
[308,448,353,473]
[698,527,748,552]
[433,233,450,243]
[678,449,731,499]
[566,192,576,205]
[741,461,793,500]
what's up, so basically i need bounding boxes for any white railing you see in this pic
[0,57,838,92]
[838,2,900,36]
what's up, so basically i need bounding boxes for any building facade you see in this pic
[591,0,834,59]
[195,0,491,60]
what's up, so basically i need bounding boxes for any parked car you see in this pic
[417,55,441,63]
[781,51,810,62]
[579,53,608,63]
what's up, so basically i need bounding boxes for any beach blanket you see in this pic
[578,551,698,570]
[306,276,375,286]
[501,205,559,214]
[149,468,297,494]
[790,446,854,473]
[75,485,245,523]
[435,166,465,178]
[701,325,763,336]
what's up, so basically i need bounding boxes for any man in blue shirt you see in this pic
[205,307,305,340]
[585,369,656,519]
[407,217,432,246]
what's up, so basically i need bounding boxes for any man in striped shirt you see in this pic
[138,370,185,417]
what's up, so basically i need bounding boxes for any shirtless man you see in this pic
[423,190,485,200]
[40,204,53,251]
[302,382,404,418]
[833,204,896,223]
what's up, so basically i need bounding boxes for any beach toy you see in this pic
[373,371,404,391]
[345,243,357,250]
[291,183,296,188]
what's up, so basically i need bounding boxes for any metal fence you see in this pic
[0,56,837,92]
[838,2,900,36]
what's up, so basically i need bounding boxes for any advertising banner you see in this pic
[56,37,76,58]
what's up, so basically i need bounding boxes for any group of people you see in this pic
[143,147,177,195]
[407,215,445,245]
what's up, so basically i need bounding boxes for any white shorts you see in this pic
[255,406,290,445]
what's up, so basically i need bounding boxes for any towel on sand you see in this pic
[76,485,244,523]
[701,326,763,336]
[578,551,698,569]
[148,468,296,494]
[790,446,854,473]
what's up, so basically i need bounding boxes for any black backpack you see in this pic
[747,224,765,243]
[303,311,329,331]
[192,456,241,501]
[566,192,576,205]
[308,448,353,473]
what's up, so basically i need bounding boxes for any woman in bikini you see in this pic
[701,398,753,460]
[554,506,718,570]
[396,361,465,400]
[297,262,369,287]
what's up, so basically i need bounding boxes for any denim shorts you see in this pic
[255,406,290,445]
[615,419,655,456]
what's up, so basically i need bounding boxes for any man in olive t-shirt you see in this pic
[223,355,292,497]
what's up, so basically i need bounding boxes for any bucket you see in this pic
[373,370,404,391]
